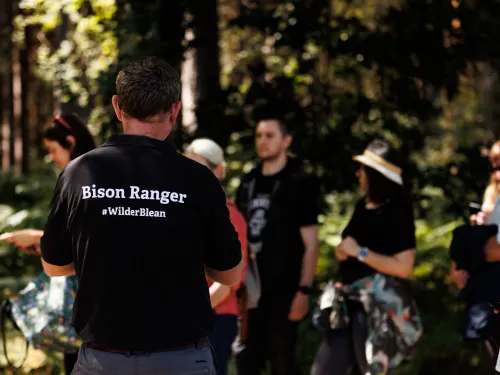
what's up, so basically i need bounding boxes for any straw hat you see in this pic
[353,145,403,186]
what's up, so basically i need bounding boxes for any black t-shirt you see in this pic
[237,160,321,309]
[247,172,282,254]
[40,135,242,350]
[340,196,416,284]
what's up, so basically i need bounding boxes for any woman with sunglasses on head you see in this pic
[0,113,95,374]
[311,139,420,375]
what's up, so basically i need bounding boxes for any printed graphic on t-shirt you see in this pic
[248,194,270,254]
[81,184,187,218]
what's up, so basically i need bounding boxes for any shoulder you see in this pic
[388,195,415,220]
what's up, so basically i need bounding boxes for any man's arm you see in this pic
[484,235,500,262]
[209,282,232,308]
[298,225,320,287]
[205,260,243,287]
[40,171,74,277]
[202,169,243,286]
[41,259,76,277]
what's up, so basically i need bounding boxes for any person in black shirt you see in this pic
[235,117,321,375]
[39,56,243,375]
[311,139,417,375]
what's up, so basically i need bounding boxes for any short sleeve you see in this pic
[394,200,417,252]
[297,174,322,227]
[202,172,242,271]
[40,172,73,266]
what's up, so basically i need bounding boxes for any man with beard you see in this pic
[234,117,322,375]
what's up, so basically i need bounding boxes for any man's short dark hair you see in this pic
[258,117,290,136]
[116,56,180,120]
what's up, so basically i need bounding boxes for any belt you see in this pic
[84,336,209,354]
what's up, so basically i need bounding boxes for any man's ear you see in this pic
[66,135,76,150]
[112,95,123,121]
[169,101,182,124]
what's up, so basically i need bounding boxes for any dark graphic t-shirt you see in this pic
[247,174,279,254]
[340,196,416,284]
[237,160,322,311]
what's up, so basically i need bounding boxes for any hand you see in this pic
[335,247,349,262]
[0,229,42,249]
[337,236,362,258]
[450,269,469,290]
[476,211,490,226]
[288,291,309,322]
[19,246,41,256]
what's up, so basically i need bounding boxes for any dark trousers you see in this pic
[209,314,238,375]
[64,352,78,375]
[235,307,299,375]
[70,341,217,375]
[310,304,368,375]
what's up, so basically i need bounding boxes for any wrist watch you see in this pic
[297,285,313,295]
[357,247,369,262]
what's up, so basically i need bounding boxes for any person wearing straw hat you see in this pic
[311,139,418,375]
[185,138,248,375]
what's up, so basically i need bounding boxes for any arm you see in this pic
[209,282,232,308]
[205,261,243,287]
[40,171,74,277]
[449,260,468,290]
[202,170,243,286]
[0,229,44,250]
[289,174,322,321]
[298,225,320,287]
[337,237,415,279]
[484,235,500,262]
[41,259,76,277]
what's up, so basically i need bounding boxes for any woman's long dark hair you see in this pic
[364,139,406,204]
[43,113,96,160]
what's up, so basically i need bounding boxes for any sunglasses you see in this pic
[53,114,72,132]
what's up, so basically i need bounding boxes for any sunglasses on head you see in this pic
[53,114,72,132]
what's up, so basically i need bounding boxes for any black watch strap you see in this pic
[297,285,313,295]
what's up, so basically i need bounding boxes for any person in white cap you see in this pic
[311,138,418,375]
[185,138,248,375]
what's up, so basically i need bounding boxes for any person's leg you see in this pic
[268,316,299,375]
[235,308,268,375]
[63,352,79,375]
[351,306,369,375]
[310,328,355,375]
[209,314,239,375]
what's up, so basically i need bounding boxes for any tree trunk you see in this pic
[182,0,223,142]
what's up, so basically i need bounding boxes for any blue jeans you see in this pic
[208,314,238,375]
[71,341,217,375]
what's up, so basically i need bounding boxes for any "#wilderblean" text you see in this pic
[102,207,166,218]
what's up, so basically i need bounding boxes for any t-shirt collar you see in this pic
[103,134,176,154]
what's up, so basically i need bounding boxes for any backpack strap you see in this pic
[1,299,29,370]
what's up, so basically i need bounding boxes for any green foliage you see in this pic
[6,0,500,373]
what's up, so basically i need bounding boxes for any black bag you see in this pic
[312,281,350,332]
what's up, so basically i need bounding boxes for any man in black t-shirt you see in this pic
[40,57,242,375]
[235,118,322,375]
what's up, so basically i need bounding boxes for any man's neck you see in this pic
[261,153,288,176]
[122,122,170,141]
